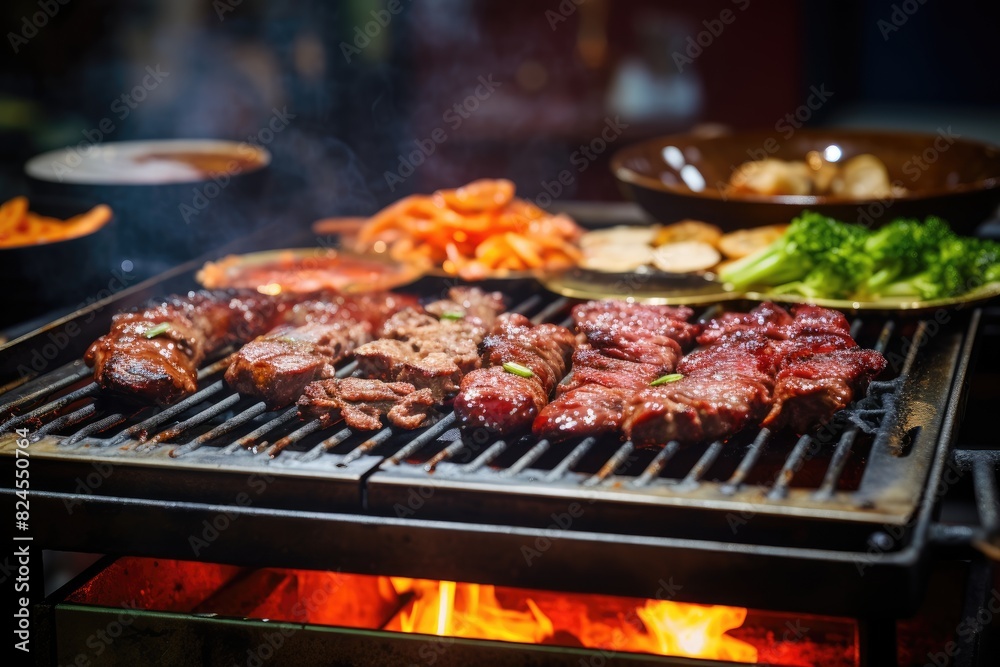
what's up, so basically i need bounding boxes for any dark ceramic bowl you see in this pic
[25,139,271,278]
[0,197,117,328]
[611,129,1000,232]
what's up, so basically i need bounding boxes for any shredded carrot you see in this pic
[0,197,111,248]
[353,179,582,278]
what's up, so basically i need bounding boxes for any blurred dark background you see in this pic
[1,0,998,270]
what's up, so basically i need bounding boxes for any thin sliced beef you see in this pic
[86,291,284,404]
[299,287,506,430]
[763,348,887,432]
[624,303,887,445]
[224,293,416,408]
[353,287,505,396]
[532,302,699,442]
[454,313,575,434]
[298,378,438,431]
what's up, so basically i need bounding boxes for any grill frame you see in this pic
[0,240,985,618]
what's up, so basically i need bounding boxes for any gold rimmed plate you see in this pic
[542,266,1000,313]
[196,247,427,295]
[540,267,739,306]
[745,281,1000,314]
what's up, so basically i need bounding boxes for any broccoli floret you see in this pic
[719,211,870,290]
[773,229,872,299]
[882,236,1000,300]
[721,212,1000,300]
[862,216,955,294]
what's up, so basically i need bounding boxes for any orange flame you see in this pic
[385,577,554,644]
[381,577,757,662]
[631,600,758,662]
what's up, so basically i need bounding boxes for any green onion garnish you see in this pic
[143,322,172,339]
[502,361,534,378]
[650,373,683,386]
[440,311,465,321]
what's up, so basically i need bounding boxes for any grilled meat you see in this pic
[423,289,506,328]
[225,293,415,408]
[695,301,794,346]
[624,303,887,446]
[533,302,699,442]
[353,287,505,396]
[763,348,887,432]
[559,348,667,394]
[454,313,576,434]
[85,291,284,404]
[624,328,779,446]
[225,321,371,408]
[573,301,698,368]
[298,378,437,430]
[298,287,505,430]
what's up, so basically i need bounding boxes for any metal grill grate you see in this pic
[0,290,974,554]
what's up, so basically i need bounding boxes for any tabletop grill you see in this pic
[1,221,997,665]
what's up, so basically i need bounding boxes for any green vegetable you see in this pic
[502,361,534,378]
[881,236,1000,300]
[650,373,683,386]
[439,311,465,320]
[719,212,870,295]
[860,216,953,294]
[143,322,172,339]
[718,211,1000,301]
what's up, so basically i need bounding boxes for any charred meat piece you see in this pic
[695,301,795,346]
[571,302,695,336]
[298,287,506,430]
[354,336,482,394]
[533,302,699,442]
[454,370,550,435]
[533,349,666,442]
[559,349,666,394]
[573,301,699,369]
[353,287,505,397]
[624,303,887,445]
[225,293,414,408]
[86,291,284,404]
[454,313,576,434]
[423,288,506,328]
[298,378,437,431]
[763,348,887,432]
[625,328,780,446]
[225,321,372,408]
[532,383,634,441]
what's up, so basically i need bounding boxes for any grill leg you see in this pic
[858,615,897,666]
[955,559,994,667]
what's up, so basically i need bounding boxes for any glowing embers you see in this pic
[380,577,756,663]
[66,558,858,666]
